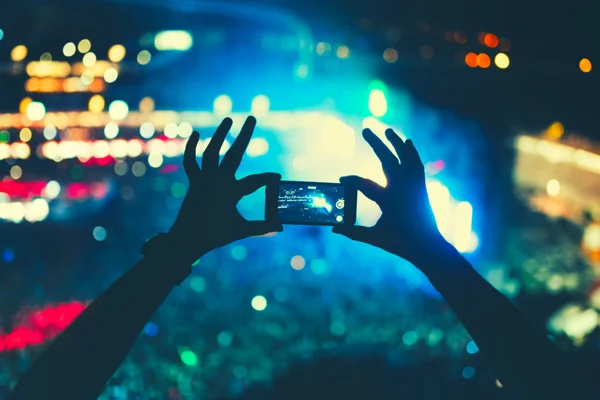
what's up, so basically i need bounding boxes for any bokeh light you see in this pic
[88,95,105,113]
[465,52,478,68]
[108,44,126,62]
[580,58,592,73]
[383,48,399,63]
[10,165,22,180]
[483,33,499,48]
[476,53,491,68]
[77,39,91,53]
[92,226,107,241]
[26,102,46,121]
[290,255,305,270]
[63,42,76,57]
[11,45,28,62]
[251,295,267,311]
[137,50,152,65]
[494,53,510,69]
[19,128,32,142]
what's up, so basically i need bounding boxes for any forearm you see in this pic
[11,256,184,400]
[414,240,577,398]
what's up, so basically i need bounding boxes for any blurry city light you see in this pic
[19,128,32,142]
[580,58,592,73]
[24,198,49,223]
[315,42,331,55]
[82,52,97,67]
[26,102,46,121]
[139,97,155,113]
[10,165,22,180]
[546,179,560,197]
[40,52,52,62]
[108,100,129,120]
[43,181,61,199]
[178,122,193,138]
[108,44,126,62]
[231,245,247,261]
[336,45,350,59]
[43,125,57,140]
[251,95,270,117]
[290,255,306,270]
[465,52,478,68]
[137,50,151,65]
[453,202,473,252]
[494,53,510,69]
[93,226,107,241]
[140,122,155,139]
[427,181,451,240]
[19,97,32,114]
[154,31,193,51]
[383,48,399,63]
[246,138,269,157]
[477,53,491,68]
[11,45,28,62]
[164,123,178,139]
[78,39,91,53]
[63,42,76,57]
[295,63,309,79]
[103,67,118,83]
[251,295,267,311]
[483,33,499,48]
[0,29,3,41]
[180,349,198,366]
[80,71,94,85]
[148,152,163,168]
[214,95,233,115]
[26,61,71,78]
[369,89,388,117]
[88,95,105,113]
[547,122,565,138]
[104,123,119,139]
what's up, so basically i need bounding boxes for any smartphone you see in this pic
[266,180,357,226]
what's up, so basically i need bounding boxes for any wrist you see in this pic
[141,233,198,285]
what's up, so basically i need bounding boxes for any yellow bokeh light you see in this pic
[89,95,105,113]
[580,58,592,73]
[19,97,33,114]
[19,128,32,142]
[10,165,23,180]
[63,42,76,57]
[108,44,126,63]
[291,255,306,270]
[11,45,28,62]
[336,45,350,59]
[137,50,151,65]
[547,122,564,139]
[139,97,155,113]
[78,39,92,53]
[494,53,510,69]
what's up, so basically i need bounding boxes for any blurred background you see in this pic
[1,0,600,398]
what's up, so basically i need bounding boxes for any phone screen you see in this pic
[277,181,347,225]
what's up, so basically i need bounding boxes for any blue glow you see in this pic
[3,248,15,263]
[93,226,107,241]
[144,322,158,337]
[310,259,327,275]
[231,245,247,261]
[466,340,479,354]
[462,366,476,379]
[402,331,418,346]
[0,29,4,41]
[218,331,233,347]
[232,365,248,379]
[274,287,288,302]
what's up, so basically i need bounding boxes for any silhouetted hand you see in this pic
[333,128,445,264]
[169,116,282,263]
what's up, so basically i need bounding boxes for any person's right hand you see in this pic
[333,128,447,265]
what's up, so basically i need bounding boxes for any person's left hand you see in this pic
[169,116,282,263]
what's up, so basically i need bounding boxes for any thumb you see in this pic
[332,225,371,243]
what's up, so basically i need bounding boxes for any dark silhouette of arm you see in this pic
[414,239,579,399]
[335,127,584,399]
[10,255,188,400]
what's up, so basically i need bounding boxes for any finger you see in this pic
[332,225,371,243]
[340,175,384,202]
[238,172,281,197]
[183,131,201,178]
[220,116,257,173]
[241,221,284,238]
[384,129,410,165]
[202,118,233,170]
[405,140,425,169]
[363,128,399,175]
